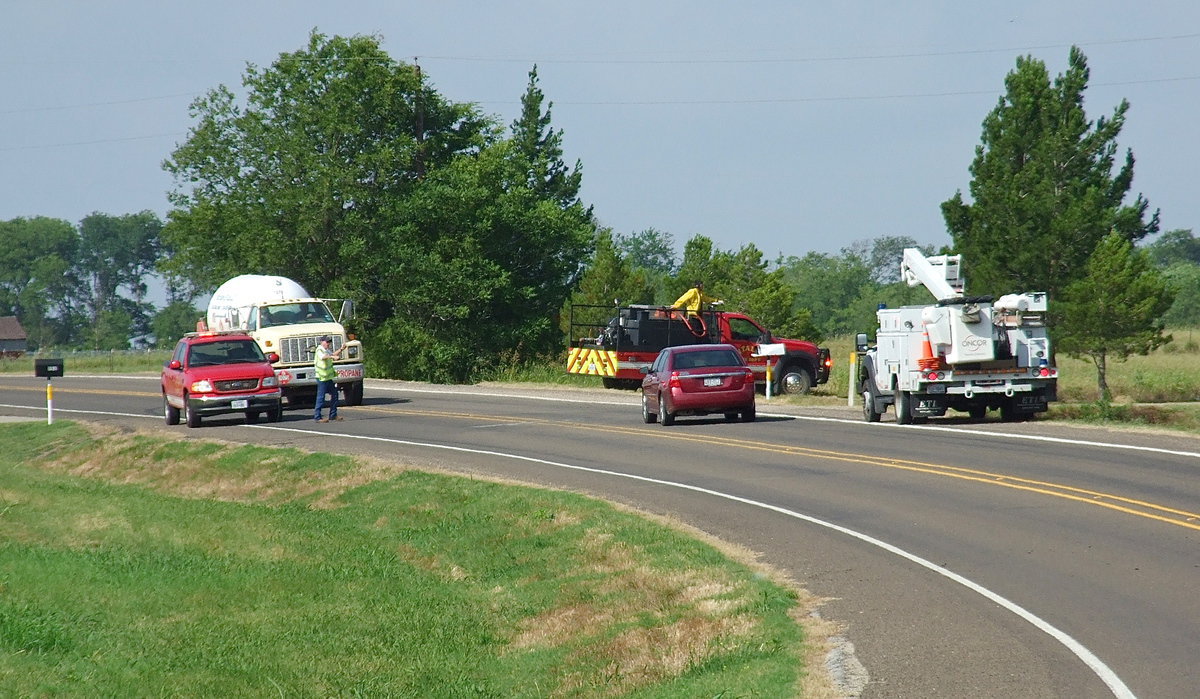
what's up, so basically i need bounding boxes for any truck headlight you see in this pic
[190,379,214,393]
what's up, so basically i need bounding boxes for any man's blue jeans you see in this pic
[314,379,339,420]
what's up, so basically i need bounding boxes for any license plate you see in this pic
[703,377,722,387]
[231,399,248,409]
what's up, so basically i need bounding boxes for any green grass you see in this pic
[0,421,819,697]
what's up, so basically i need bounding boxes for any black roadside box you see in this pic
[34,358,64,378]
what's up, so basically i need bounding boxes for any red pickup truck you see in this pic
[162,331,283,428]
[566,304,831,393]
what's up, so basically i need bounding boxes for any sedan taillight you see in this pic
[668,371,682,388]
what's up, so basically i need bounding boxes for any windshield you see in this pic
[259,302,334,327]
[188,340,267,367]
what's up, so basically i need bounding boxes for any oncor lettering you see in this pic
[960,337,989,350]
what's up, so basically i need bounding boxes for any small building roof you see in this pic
[0,316,28,340]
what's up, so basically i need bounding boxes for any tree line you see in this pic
[2,34,1195,397]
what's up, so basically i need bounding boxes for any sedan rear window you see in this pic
[672,349,743,369]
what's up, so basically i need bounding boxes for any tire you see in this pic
[658,393,675,426]
[741,406,757,422]
[967,405,987,420]
[778,365,813,395]
[894,387,914,425]
[163,394,180,426]
[245,411,260,424]
[862,387,881,423]
[603,377,619,390]
[185,394,201,428]
[641,392,656,424]
[344,380,364,406]
[268,401,283,423]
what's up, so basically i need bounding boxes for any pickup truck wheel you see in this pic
[778,365,813,395]
[245,411,259,424]
[657,394,675,426]
[268,401,283,423]
[894,388,914,425]
[163,394,180,426]
[185,394,201,428]
[641,392,656,423]
[862,386,881,423]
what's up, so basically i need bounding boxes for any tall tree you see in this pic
[510,65,585,210]
[0,217,80,348]
[163,31,593,383]
[1055,233,1174,401]
[942,47,1158,300]
[76,211,162,340]
[1143,229,1200,268]
[162,30,489,309]
[618,228,677,275]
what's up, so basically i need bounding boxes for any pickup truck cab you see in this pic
[162,331,283,428]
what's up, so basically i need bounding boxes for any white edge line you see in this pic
[0,402,1133,697]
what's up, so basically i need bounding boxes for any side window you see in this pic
[729,318,762,341]
[172,341,187,365]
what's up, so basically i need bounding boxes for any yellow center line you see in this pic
[363,403,1200,532]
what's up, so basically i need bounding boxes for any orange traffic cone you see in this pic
[917,329,941,370]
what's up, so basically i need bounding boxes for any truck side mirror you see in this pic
[855,333,870,352]
[340,299,353,323]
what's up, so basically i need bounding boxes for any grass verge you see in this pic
[0,421,831,697]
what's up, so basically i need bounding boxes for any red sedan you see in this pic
[640,344,756,426]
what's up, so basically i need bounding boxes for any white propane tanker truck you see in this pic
[856,248,1058,424]
[204,275,365,407]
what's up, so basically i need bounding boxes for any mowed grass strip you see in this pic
[0,422,828,697]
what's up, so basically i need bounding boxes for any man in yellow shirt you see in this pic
[671,281,722,335]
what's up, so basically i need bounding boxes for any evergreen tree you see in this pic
[510,65,585,210]
[942,47,1158,300]
[1055,233,1174,401]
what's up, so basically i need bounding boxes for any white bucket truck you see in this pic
[205,275,365,406]
[856,248,1057,423]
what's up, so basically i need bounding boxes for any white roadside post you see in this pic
[34,358,65,425]
[847,351,856,407]
[753,343,786,399]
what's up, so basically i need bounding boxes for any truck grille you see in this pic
[215,379,260,392]
[278,335,342,364]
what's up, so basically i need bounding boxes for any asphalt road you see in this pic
[2,374,1198,698]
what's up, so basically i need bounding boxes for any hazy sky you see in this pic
[3,1,1197,264]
